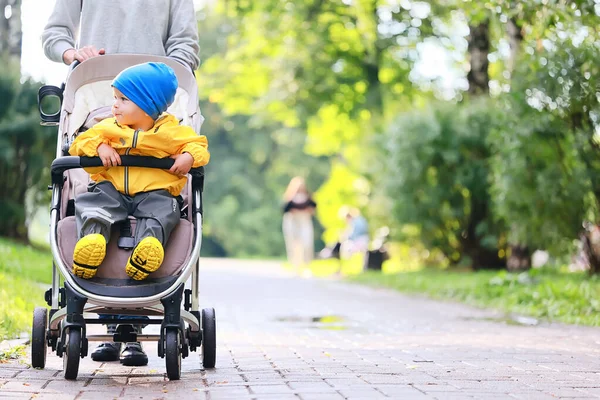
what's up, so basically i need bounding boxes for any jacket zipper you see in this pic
[124,129,140,195]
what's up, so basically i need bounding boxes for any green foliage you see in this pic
[196,11,332,257]
[201,0,437,151]
[515,11,600,128]
[0,58,55,240]
[198,2,470,253]
[0,238,52,339]
[381,100,504,264]
[351,267,600,326]
[200,101,330,257]
[195,0,600,264]
[488,100,592,254]
[487,6,600,255]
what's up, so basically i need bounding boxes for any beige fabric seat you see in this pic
[57,216,193,280]
[57,169,195,282]
[57,163,194,282]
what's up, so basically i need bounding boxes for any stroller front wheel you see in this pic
[165,328,182,380]
[31,307,48,369]
[63,328,81,380]
[201,308,216,369]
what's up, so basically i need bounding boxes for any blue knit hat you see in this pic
[112,62,178,120]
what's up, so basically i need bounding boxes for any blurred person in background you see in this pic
[282,177,317,271]
[41,0,200,367]
[340,207,369,260]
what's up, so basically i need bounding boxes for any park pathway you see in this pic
[1,258,600,399]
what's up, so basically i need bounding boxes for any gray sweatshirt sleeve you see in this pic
[165,0,201,70]
[41,0,82,64]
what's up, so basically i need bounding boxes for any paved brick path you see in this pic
[1,258,600,399]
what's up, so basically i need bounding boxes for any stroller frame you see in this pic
[31,55,216,381]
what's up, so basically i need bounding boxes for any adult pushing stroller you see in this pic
[32,54,215,380]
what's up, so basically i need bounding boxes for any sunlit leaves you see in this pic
[202,0,437,134]
[306,104,361,155]
[313,161,370,243]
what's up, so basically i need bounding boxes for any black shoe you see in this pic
[120,342,148,366]
[91,342,122,362]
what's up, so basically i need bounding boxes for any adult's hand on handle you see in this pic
[63,45,106,65]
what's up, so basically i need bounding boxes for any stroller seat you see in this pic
[56,216,194,295]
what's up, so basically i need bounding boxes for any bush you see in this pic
[380,100,505,268]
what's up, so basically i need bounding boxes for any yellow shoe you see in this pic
[125,237,164,281]
[72,234,106,279]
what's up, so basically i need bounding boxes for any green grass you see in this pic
[299,251,600,327]
[0,238,52,339]
[0,345,27,363]
[348,266,600,326]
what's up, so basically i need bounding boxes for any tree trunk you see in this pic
[462,20,502,270]
[461,227,505,270]
[505,17,532,271]
[507,245,531,272]
[467,21,490,95]
[582,224,600,275]
[469,247,505,270]
[571,109,600,276]
[506,17,523,73]
[0,0,22,59]
[363,2,384,120]
[461,194,505,270]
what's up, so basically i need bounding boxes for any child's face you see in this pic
[111,87,153,130]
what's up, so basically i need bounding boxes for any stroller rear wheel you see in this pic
[31,307,48,369]
[201,308,216,369]
[165,328,181,380]
[63,328,81,380]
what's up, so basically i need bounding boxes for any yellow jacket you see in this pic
[69,114,210,196]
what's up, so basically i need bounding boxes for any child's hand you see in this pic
[97,143,121,167]
[169,153,194,176]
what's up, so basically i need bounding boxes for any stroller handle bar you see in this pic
[51,156,205,186]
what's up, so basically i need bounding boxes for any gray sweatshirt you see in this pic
[42,0,200,70]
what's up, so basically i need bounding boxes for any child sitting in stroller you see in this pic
[68,62,210,281]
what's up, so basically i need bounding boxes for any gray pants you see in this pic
[75,180,181,247]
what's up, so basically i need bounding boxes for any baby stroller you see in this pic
[32,54,215,380]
